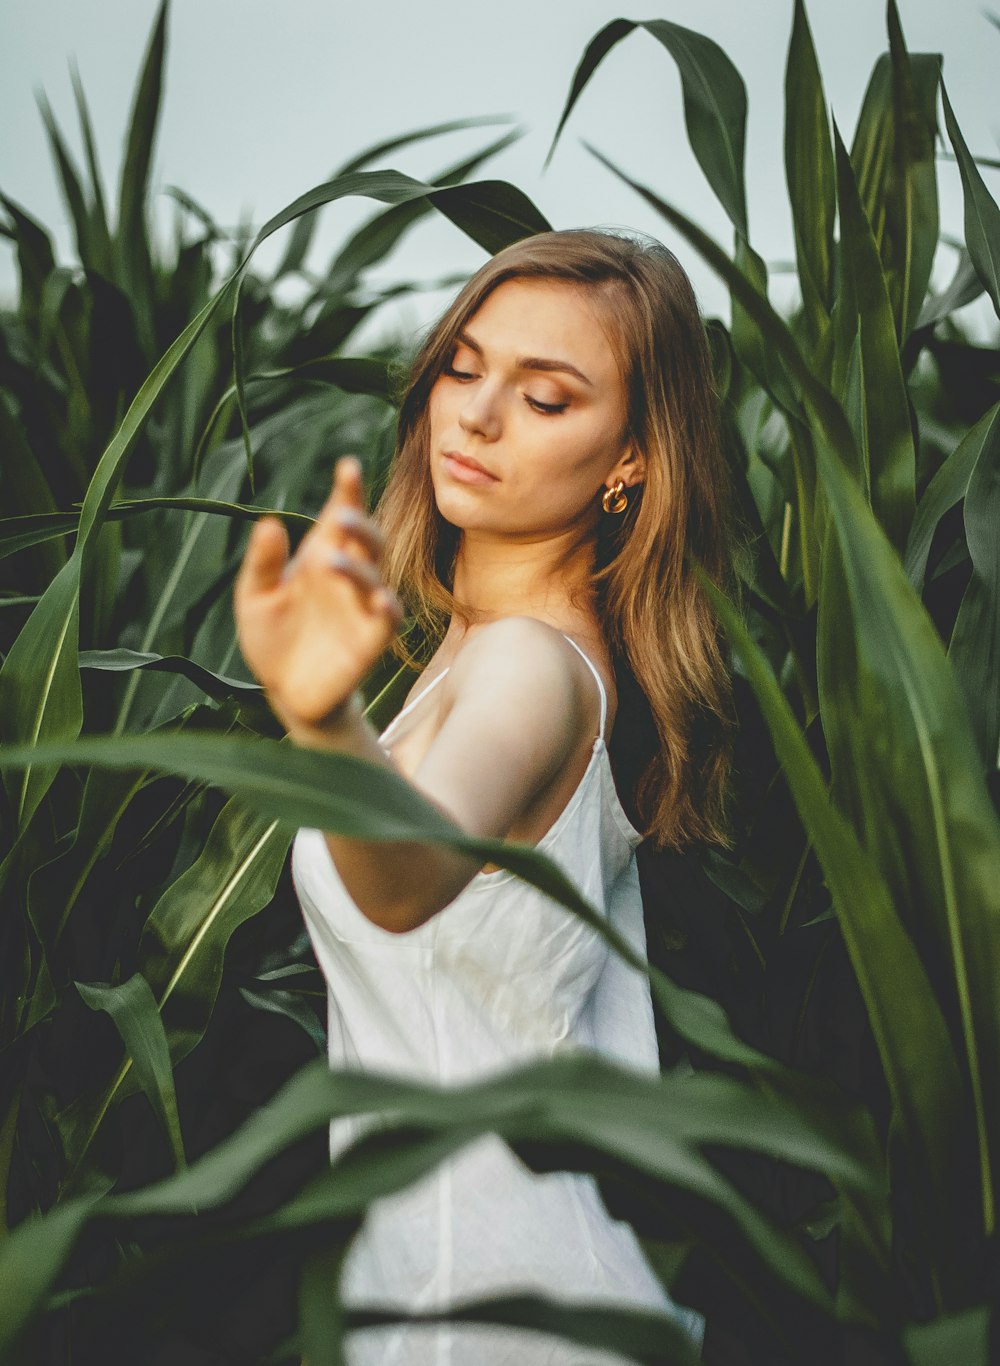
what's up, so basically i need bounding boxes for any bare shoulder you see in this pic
[450,616,580,684]
[444,616,588,737]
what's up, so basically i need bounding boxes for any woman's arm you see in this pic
[234,457,586,934]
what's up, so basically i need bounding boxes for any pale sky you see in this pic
[3,0,998,342]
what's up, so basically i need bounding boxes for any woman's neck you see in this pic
[445,525,598,640]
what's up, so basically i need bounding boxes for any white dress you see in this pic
[290,634,706,1364]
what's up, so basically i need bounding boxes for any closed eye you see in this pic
[442,365,568,416]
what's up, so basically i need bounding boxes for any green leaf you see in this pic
[25,764,149,954]
[238,984,325,1054]
[784,0,835,340]
[0,558,82,829]
[941,83,1000,320]
[849,39,941,342]
[885,1,941,342]
[0,193,56,320]
[546,19,749,234]
[0,392,65,582]
[904,404,1000,590]
[35,93,95,271]
[915,247,984,329]
[903,1304,990,1366]
[580,144,862,487]
[69,61,113,274]
[57,799,289,1186]
[0,1198,102,1363]
[243,354,394,404]
[0,725,878,1134]
[0,497,313,563]
[112,443,250,732]
[832,124,916,549]
[811,411,1000,1241]
[74,973,186,1172]
[0,264,241,824]
[947,414,1000,767]
[115,0,167,351]
[271,113,517,280]
[707,575,971,1296]
[297,1240,352,1366]
[339,1292,703,1366]
[0,1052,884,1353]
[315,128,525,300]
[79,648,262,699]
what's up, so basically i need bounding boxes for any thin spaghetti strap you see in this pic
[560,634,608,742]
[379,667,450,742]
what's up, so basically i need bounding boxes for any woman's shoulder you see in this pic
[448,615,588,687]
[442,616,603,738]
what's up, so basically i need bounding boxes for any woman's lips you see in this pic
[442,452,500,485]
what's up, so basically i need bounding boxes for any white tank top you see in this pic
[290,634,706,1363]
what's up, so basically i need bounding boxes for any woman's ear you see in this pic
[614,443,646,489]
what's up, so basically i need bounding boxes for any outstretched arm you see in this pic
[233,456,585,934]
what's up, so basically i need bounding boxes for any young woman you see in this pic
[234,228,734,1364]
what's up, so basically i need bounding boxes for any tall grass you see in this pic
[1,1,998,1362]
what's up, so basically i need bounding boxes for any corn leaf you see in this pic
[0,559,82,829]
[941,84,1000,320]
[849,30,941,342]
[79,648,262,698]
[832,124,916,549]
[69,61,113,273]
[708,577,971,1296]
[272,113,517,281]
[885,1,941,342]
[582,144,862,486]
[115,0,167,352]
[903,1305,990,1366]
[904,404,1000,590]
[947,417,1000,767]
[74,972,187,1172]
[812,411,1000,1241]
[0,1052,888,1355]
[784,0,835,344]
[546,18,749,234]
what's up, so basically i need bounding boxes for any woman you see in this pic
[234,228,734,1364]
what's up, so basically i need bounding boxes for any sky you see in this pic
[2,0,998,344]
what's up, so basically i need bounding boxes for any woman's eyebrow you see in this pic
[456,330,593,387]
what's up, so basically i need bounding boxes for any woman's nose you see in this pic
[458,383,501,440]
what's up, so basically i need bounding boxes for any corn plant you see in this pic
[1,1,999,1363]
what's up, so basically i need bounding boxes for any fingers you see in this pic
[327,551,404,626]
[320,455,365,526]
[326,551,382,592]
[313,456,384,565]
[329,506,385,561]
[237,516,289,594]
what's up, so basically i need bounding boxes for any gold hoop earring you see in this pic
[601,479,628,514]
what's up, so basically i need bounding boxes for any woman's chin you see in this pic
[433,488,496,530]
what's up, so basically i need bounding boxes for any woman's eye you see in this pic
[443,363,567,415]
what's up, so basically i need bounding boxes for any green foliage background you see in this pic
[1,2,998,1362]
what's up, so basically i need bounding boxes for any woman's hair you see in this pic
[374,227,736,851]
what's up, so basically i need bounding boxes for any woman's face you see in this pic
[426,277,641,539]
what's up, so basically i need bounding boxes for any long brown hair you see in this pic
[374,227,736,850]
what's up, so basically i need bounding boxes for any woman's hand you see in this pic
[233,455,404,732]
